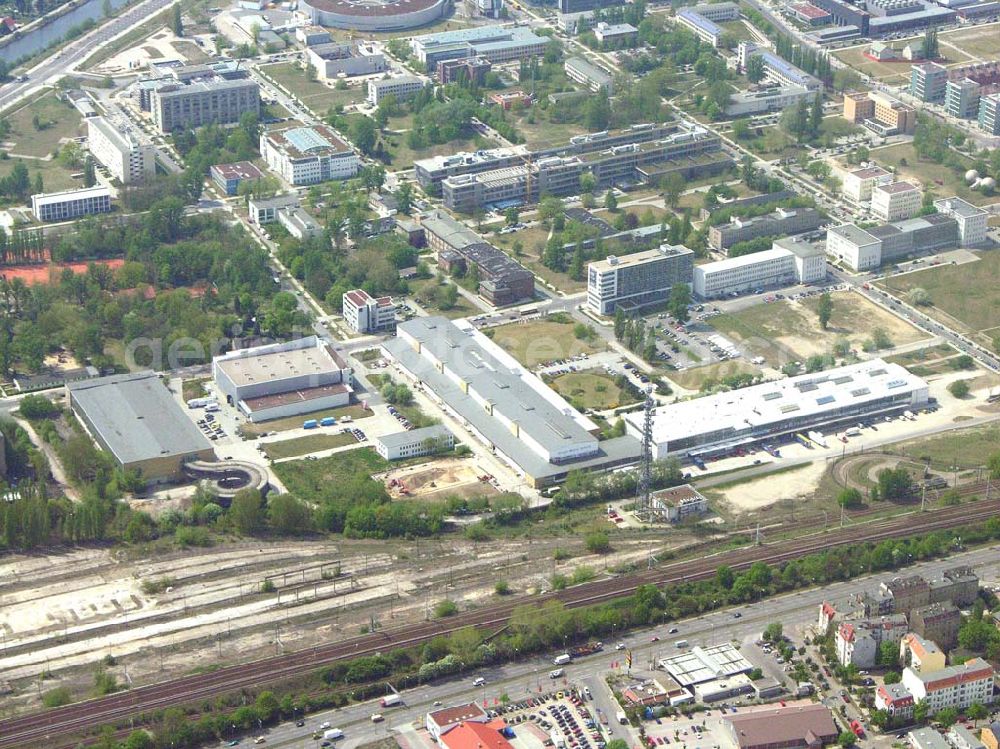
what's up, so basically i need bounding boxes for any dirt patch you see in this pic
[714,461,828,513]
[379,458,496,500]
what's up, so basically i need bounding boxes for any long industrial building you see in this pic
[383,317,639,486]
[212,336,353,422]
[410,25,549,67]
[826,213,959,271]
[692,239,825,299]
[67,372,214,483]
[443,121,727,211]
[586,244,694,315]
[414,123,676,189]
[148,72,259,133]
[32,186,112,222]
[708,206,824,251]
[625,359,929,459]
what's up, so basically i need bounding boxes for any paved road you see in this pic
[0,0,176,112]
[226,544,1000,749]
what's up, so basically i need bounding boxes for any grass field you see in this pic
[710,292,926,364]
[260,63,364,114]
[382,133,497,171]
[878,252,1000,338]
[182,377,210,402]
[490,319,606,367]
[263,432,358,460]
[0,156,80,195]
[548,369,639,410]
[273,447,389,499]
[171,40,212,64]
[885,343,962,376]
[669,360,762,391]
[890,423,1000,470]
[408,277,480,319]
[865,143,988,206]
[1,90,84,159]
[939,22,1000,62]
[512,117,588,150]
[240,404,371,436]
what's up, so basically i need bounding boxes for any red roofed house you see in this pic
[426,703,488,743]
[902,657,995,712]
[440,719,513,749]
[835,615,907,668]
[874,682,914,721]
[0,17,17,34]
[817,602,837,632]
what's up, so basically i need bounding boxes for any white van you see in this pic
[674,640,689,649]
[371,714,384,723]
[550,668,564,679]
[553,654,571,666]
[473,677,486,687]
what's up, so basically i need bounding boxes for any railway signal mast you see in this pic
[636,385,659,521]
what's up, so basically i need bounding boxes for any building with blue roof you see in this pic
[737,42,822,90]
[676,8,725,46]
[410,24,549,66]
[261,124,359,185]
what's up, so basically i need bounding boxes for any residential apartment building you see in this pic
[842,165,891,203]
[911,62,949,102]
[248,193,300,225]
[900,633,947,675]
[902,658,994,712]
[707,206,824,251]
[835,615,909,668]
[375,424,454,461]
[948,725,987,749]
[945,78,981,119]
[565,56,614,93]
[86,116,155,185]
[871,181,921,222]
[410,25,548,67]
[150,77,260,133]
[843,91,875,122]
[979,92,1000,135]
[586,244,695,315]
[342,289,396,333]
[983,723,1000,749]
[367,75,428,106]
[929,566,980,607]
[935,197,989,247]
[827,223,883,271]
[261,125,360,185]
[870,91,916,134]
[910,603,961,651]
[875,682,915,721]
[690,2,740,20]
[32,186,112,222]
[693,240,825,299]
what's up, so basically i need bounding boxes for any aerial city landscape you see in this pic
[2,0,1000,743]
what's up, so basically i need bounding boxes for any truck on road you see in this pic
[553,653,571,665]
[323,729,344,741]
[380,694,402,708]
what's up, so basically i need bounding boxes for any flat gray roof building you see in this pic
[67,372,214,482]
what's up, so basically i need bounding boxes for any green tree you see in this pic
[667,283,691,322]
[584,531,611,554]
[967,703,987,722]
[256,691,280,723]
[396,182,413,215]
[746,55,766,83]
[913,701,930,724]
[504,206,520,226]
[838,731,856,748]
[817,292,833,330]
[170,3,183,35]
[350,117,377,156]
[837,488,863,509]
[18,394,59,419]
[883,671,901,684]
[83,156,96,188]
[605,189,618,212]
[660,173,685,208]
[869,710,889,729]
[935,707,958,728]
[947,379,970,398]
[877,640,898,667]
[42,686,72,708]
[229,488,263,535]
[988,451,1000,480]
[435,599,458,617]
[715,565,735,589]
[584,90,612,131]
[923,26,939,60]
[122,731,153,749]
[579,171,597,194]
[268,493,312,534]
[764,622,783,642]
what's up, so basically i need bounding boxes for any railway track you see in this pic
[2,495,998,749]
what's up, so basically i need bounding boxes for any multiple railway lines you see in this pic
[1,490,998,749]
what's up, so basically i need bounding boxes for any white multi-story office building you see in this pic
[342,288,396,333]
[901,658,994,712]
[692,240,825,299]
[261,125,360,185]
[375,424,454,461]
[826,223,883,271]
[86,116,155,185]
[367,75,428,105]
[871,181,921,222]
[842,165,891,203]
[587,245,694,315]
[933,197,988,247]
[32,186,112,222]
